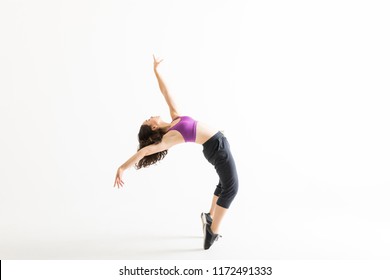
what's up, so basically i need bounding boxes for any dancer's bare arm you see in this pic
[113,133,177,188]
[153,55,180,120]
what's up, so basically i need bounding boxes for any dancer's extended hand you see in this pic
[114,167,125,188]
[153,54,164,69]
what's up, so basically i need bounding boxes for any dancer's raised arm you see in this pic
[153,55,180,120]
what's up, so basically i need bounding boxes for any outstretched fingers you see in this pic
[153,54,163,67]
[113,175,125,188]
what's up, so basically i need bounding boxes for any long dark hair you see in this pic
[135,125,168,169]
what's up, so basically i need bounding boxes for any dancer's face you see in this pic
[143,116,160,130]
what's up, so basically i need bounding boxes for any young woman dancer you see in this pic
[114,55,239,250]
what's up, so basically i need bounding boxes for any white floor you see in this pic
[2,180,390,260]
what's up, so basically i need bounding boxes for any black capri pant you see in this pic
[202,131,239,209]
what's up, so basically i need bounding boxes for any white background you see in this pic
[1,0,390,260]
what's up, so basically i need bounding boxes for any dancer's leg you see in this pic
[209,195,219,218]
[202,133,238,248]
[210,204,227,234]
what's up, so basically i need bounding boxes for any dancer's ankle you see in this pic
[210,224,219,234]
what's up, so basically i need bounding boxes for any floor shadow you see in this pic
[135,247,204,257]
[154,235,203,240]
[109,234,205,258]
[112,234,203,242]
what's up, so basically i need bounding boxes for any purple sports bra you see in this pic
[168,116,197,142]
